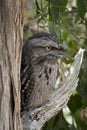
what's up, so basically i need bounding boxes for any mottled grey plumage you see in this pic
[21,32,64,112]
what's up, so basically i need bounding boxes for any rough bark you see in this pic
[22,49,84,130]
[0,0,25,130]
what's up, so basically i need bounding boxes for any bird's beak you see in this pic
[57,44,65,56]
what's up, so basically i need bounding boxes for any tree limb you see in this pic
[22,48,84,130]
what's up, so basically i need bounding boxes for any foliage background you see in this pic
[24,0,87,129]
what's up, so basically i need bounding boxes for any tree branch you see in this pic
[22,48,84,130]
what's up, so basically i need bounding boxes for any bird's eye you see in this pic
[45,46,52,51]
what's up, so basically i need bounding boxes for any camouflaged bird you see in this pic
[21,32,64,112]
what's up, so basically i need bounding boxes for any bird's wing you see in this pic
[21,59,34,112]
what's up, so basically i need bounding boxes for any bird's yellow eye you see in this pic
[45,46,51,51]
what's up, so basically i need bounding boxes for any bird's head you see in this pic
[22,32,65,65]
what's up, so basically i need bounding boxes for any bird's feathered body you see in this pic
[21,32,64,112]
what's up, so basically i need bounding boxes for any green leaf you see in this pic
[68,40,76,49]
[50,0,67,6]
[48,21,58,36]
[48,6,54,21]
[61,31,68,40]
[68,94,83,113]
[51,6,59,21]
[35,0,41,15]
[77,0,86,19]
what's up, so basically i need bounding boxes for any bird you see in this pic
[21,32,64,112]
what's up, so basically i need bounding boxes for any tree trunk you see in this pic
[0,0,25,130]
